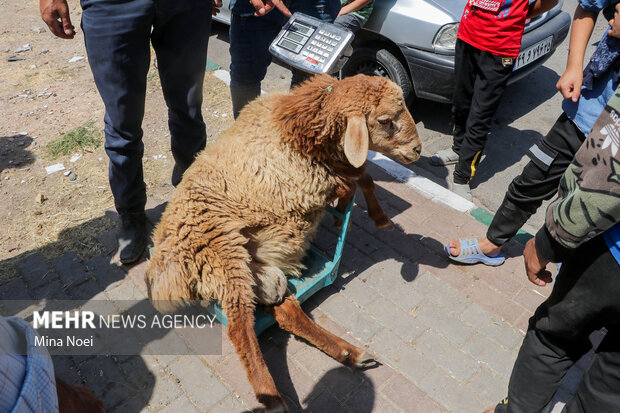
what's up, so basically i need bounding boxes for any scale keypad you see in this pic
[303,29,342,63]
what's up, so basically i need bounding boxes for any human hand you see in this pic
[250,0,292,17]
[608,3,620,38]
[556,66,583,102]
[523,238,553,287]
[40,0,75,39]
[212,0,222,16]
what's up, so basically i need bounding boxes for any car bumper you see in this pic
[401,10,571,104]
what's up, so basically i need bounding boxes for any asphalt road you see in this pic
[205,0,610,233]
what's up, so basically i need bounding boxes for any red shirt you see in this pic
[457,0,532,58]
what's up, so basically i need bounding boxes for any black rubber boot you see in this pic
[486,198,532,247]
[118,211,148,265]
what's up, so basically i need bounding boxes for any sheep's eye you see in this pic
[377,117,391,125]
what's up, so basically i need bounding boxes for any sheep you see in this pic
[335,169,393,230]
[145,73,421,412]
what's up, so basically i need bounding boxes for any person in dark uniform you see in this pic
[228,0,342,118]
[39,0,222,264]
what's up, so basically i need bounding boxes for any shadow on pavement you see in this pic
[252,320,378,412]
[303,367,375,412]
[0,134,36,173]
[470,125,544,189]
[0,173,447,413]
[0,203,173,413]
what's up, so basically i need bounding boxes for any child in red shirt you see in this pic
[432,0,558,200]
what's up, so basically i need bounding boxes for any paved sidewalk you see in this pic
[3,162,569,413]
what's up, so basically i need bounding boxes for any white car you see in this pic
[214,0,571,104]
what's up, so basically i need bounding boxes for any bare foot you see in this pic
[448,238,502,257]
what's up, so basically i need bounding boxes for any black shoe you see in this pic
[118,211,148,265]
[483,397,509,413]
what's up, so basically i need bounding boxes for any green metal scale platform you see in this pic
[211,196,355,335]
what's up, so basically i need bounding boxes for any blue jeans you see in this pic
[229,0,340,117]
[81,0,212,214]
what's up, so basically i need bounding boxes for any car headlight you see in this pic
[433,23,459,52]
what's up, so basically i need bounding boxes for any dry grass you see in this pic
[45,120,102,158]
[1,66,235,283]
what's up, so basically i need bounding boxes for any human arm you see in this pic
[526,0,558,19]
[556,5,598,102]
[39,0,75,39]
[523,238,553,286]
[534,160,620,261]
[608,2,620,38]
[338,0,372,17]
[524,144,620,285]
[250,0,292,17]
[525,90,620,285]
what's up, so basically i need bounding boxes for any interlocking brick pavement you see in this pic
[3,162,596,413]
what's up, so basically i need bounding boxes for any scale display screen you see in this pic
[291,22,314,36]
[284,31,306,44]
[278,38,301,53]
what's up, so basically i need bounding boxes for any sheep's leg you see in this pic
[334,183,356,230]
[225,299,287,412]
[265,294,375,368]
[358,172,392,230]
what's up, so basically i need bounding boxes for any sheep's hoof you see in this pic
[333,217,353,233]
[373,216,393,230]
[376,220,393,231]
[333,217,343,230]
[261,395,288,413]
[266,404,287,413]
[354,351,378,369]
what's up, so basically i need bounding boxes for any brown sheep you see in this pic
[145,74,421,412]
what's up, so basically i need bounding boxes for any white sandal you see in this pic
[446,238,505,266]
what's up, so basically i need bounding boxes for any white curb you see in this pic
[211,69,475,213]
[367,152,475,212]
[213,69,230,85]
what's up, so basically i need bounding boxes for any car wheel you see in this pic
[342,47,414,103]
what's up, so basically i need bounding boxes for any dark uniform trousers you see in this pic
[81,0,212,214]
[501,235,620,412]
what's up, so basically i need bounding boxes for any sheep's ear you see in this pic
[344,115,369,168]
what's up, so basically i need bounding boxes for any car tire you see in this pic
[341,47,414,103]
